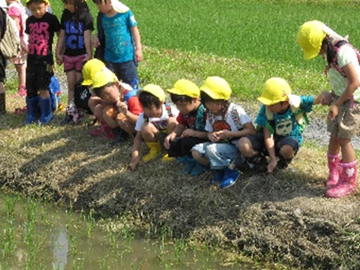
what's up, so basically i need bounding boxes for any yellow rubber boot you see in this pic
[143,142,162,162]
[161,153,175,162]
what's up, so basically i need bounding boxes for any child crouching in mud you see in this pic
[129,84,179,170]
[164,79,209,176]
[191,76,256,189]
[90,68,142,144]
[239,77,328,173]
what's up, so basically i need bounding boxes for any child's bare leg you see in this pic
[117,113,136,134]
[102,105,118,128]
[192,150,209,166]
[66,70,76,105]
[88,96,105,121]
[39,89,50,98]
[141,122,158,142]
[238,137,257,158]
[166,117,178,134]
[328,133,341,155]
[15,63,26,88]
[279,145,295,160]
[339,138,355,163]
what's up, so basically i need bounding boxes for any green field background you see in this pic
[23,1,360,100]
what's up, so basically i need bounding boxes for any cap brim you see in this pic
[82,79,92,86]
[304,49,319,60]
[257,96,276,105]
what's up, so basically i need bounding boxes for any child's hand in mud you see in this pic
[267,159,277,173]
[129,151,141,171]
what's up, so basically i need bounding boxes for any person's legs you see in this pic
[105,61,139,85]
[37,64,53,124]
[276,136,299,169]
[15,63,27,97]
[0,52,6,114]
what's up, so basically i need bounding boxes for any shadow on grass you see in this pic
[5,121,359,270]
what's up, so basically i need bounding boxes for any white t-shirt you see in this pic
[205,103,252,145]
[328,44,360,102]
[135,104,179,132]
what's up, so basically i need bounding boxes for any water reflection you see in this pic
[52,227,69,270]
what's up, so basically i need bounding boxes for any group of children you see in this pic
[0,0,358,198]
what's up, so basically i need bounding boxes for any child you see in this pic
[297,20,360,198]
[25,1,51,17]
[6,0,28,97]
[129,84,179,171]
[164,79,209,176]
[192,76,256,188]
[91,67,142,144]
[239,77,325,174]
[92,0,142,85]
[81,58,115,137]
[24,0,60,125]
[56,0,93,125]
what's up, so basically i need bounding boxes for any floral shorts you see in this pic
[327,99,360,138]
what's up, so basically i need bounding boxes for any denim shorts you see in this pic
[245,133,299,157]
[105,60,139,85]
[192,141,245,170]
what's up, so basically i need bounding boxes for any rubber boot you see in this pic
[91,120,112,136]
[326,152,341,189]
[110,127,128,145]
[189,162,205,176]
[0,93,5,115]
[39,96,53,124]
[161,153,175,162]
[143,142,162,162]
[211,169,225,185]
[180,157,197,174]
[326,160,358,198]
[220,167,240,189]
[24,96,39,125]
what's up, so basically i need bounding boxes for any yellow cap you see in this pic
[297,20,326,60]
[200,76,231,100]
[26,0,49,3]
[257,77,291,105]
[137,84,166,102]
[91,68,117,89]
[166,79,200,98]
[82,59,106,86]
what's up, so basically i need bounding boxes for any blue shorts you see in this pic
[245,133,299,157]
[105,60,139,85]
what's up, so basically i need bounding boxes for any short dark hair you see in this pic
[169,93,193,104]
[200,91,230,115]
[92,0,109,4]
[138,91,162,109]
[92,82,116,98]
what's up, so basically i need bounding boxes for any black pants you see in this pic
[167,136,209,157]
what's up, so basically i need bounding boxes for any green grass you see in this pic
[44,0,360,101]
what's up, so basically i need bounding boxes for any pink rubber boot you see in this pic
[326,160,358,198]
[91,120,111,136]
[326,152,341,189]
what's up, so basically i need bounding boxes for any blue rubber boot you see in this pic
[220,167,240,189]
[181,158,196,174]
[190,162,205,176]
[39,96,53,124]
[210,169,225,185]
[24,96,39,125]
[176,155,191,164]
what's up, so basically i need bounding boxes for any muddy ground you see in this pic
[1,71,360,270]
